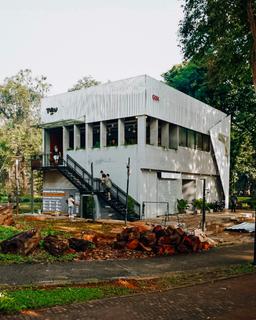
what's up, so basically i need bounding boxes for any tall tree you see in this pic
[0,69,50,194]
[179,0,256,91]
[68,76,100,92]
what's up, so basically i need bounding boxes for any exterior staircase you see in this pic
[42,154,140,221]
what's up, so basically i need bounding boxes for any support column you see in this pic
[100,121,107,148]
[161,122,169,148]
[150,118,158,146]
[86,123,93,148]
[63,126,69,159]
[137,115,147,147]
[118,119,125,146]
[74,124,80,149]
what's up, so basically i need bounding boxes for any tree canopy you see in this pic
[179,0,256,91]
[68,76,100,92]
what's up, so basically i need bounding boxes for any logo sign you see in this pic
[152,94,160,102]
[46,107,58,115]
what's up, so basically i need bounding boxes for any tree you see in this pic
[68,76,100,92]
[179,0,256,91]
[0,69,51,194]
[162,61,256,194]
[0,69,51,123]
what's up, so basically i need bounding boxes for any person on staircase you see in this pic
[105,174,112,201]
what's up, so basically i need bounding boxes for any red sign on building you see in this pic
[152,94,160,102]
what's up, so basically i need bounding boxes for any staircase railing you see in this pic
[32,153,141,218]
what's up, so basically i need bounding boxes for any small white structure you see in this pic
[40,75,230,219]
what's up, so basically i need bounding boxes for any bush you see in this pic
[192,198,204,210]
[177,199,189,213]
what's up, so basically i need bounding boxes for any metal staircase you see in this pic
[41,154,140,221]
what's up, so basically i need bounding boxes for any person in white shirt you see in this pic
[67,195,75,218]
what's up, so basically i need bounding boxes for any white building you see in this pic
[38,75,230,220]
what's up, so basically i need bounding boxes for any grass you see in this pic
[0,226,19,241]
[0,286,131,314]
[0,263,255,314]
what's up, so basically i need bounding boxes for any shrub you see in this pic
[177,199,189,213]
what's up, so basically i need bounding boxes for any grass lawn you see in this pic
[0,263,255,314]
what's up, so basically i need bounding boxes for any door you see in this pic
[81,195,95,219]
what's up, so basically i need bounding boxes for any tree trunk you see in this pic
[1,229,40,255]
[247,0,256,91]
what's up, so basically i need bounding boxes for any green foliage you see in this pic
[127,196,135,214]
[0,226,19,241]
[68,76,100,92]
[179,0,256,90]
[192,198,203,210]
[176,199,189,213]
[0,287,103,313]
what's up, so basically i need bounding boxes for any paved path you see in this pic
[0,242,253,287]
[1,273,256,319]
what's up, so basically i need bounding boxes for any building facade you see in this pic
[40,75,230,219]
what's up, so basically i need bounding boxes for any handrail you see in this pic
[32,153,140,216]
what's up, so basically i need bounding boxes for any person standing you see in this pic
[67,195,75,218]
[105,174,112,200]
[53,145,61,165]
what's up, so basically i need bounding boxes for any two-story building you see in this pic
[39,75,230,219]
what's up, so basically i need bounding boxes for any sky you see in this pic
[0,0,183,95]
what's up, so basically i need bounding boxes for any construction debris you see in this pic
[114,225,214,256]
[0,205,14,226]
[225,222,255,233]
[43,235,69,256]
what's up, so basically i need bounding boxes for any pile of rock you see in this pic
[114,225,213,256]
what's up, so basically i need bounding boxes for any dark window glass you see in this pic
[187,129,196,149]
[124,117,137,145]
[203,135,210,152]
[67,126,74,149]
[78,124,85,149]
[195,132,203,150]
[158,121,162,146]
[106,120,118,146]
[92,122,100,148]
[169,124,178,149]
[179,127,187,147]
[146,117,150,144]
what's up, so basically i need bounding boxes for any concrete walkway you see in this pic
[0,242,253,287]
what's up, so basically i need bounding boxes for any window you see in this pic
[92,122,100,148]
[67,126,74,149]
[124,117,137,145]
[169,124,178,149]
[203,135,210,152]
[77,124,85,149]
[187,129,196,149]
[106,120,118,146]
[146,117,151,144]
[158,120,163,146]
[179,127,187,147]
[195,132,203,150]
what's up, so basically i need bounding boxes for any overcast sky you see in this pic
[0,0,183,95]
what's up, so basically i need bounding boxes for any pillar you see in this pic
[150,118,158,146]
[118,118,125,146]
[137,115,147,147]
[86,123,93,148]
[63,126,69,158]
[161,122,169,148]
[100,121,106,148]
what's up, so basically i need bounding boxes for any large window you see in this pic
[179,126,210,152]
[106,120,118,146]
[92,122,100,148]
[124,117,137,145]
[67,126,74,149]
[187,129,196,149]
[77,124,85,149]
[146,117,151,144]
[203,135,210,152]
[179,127,187,147]
[169,124,178,149]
